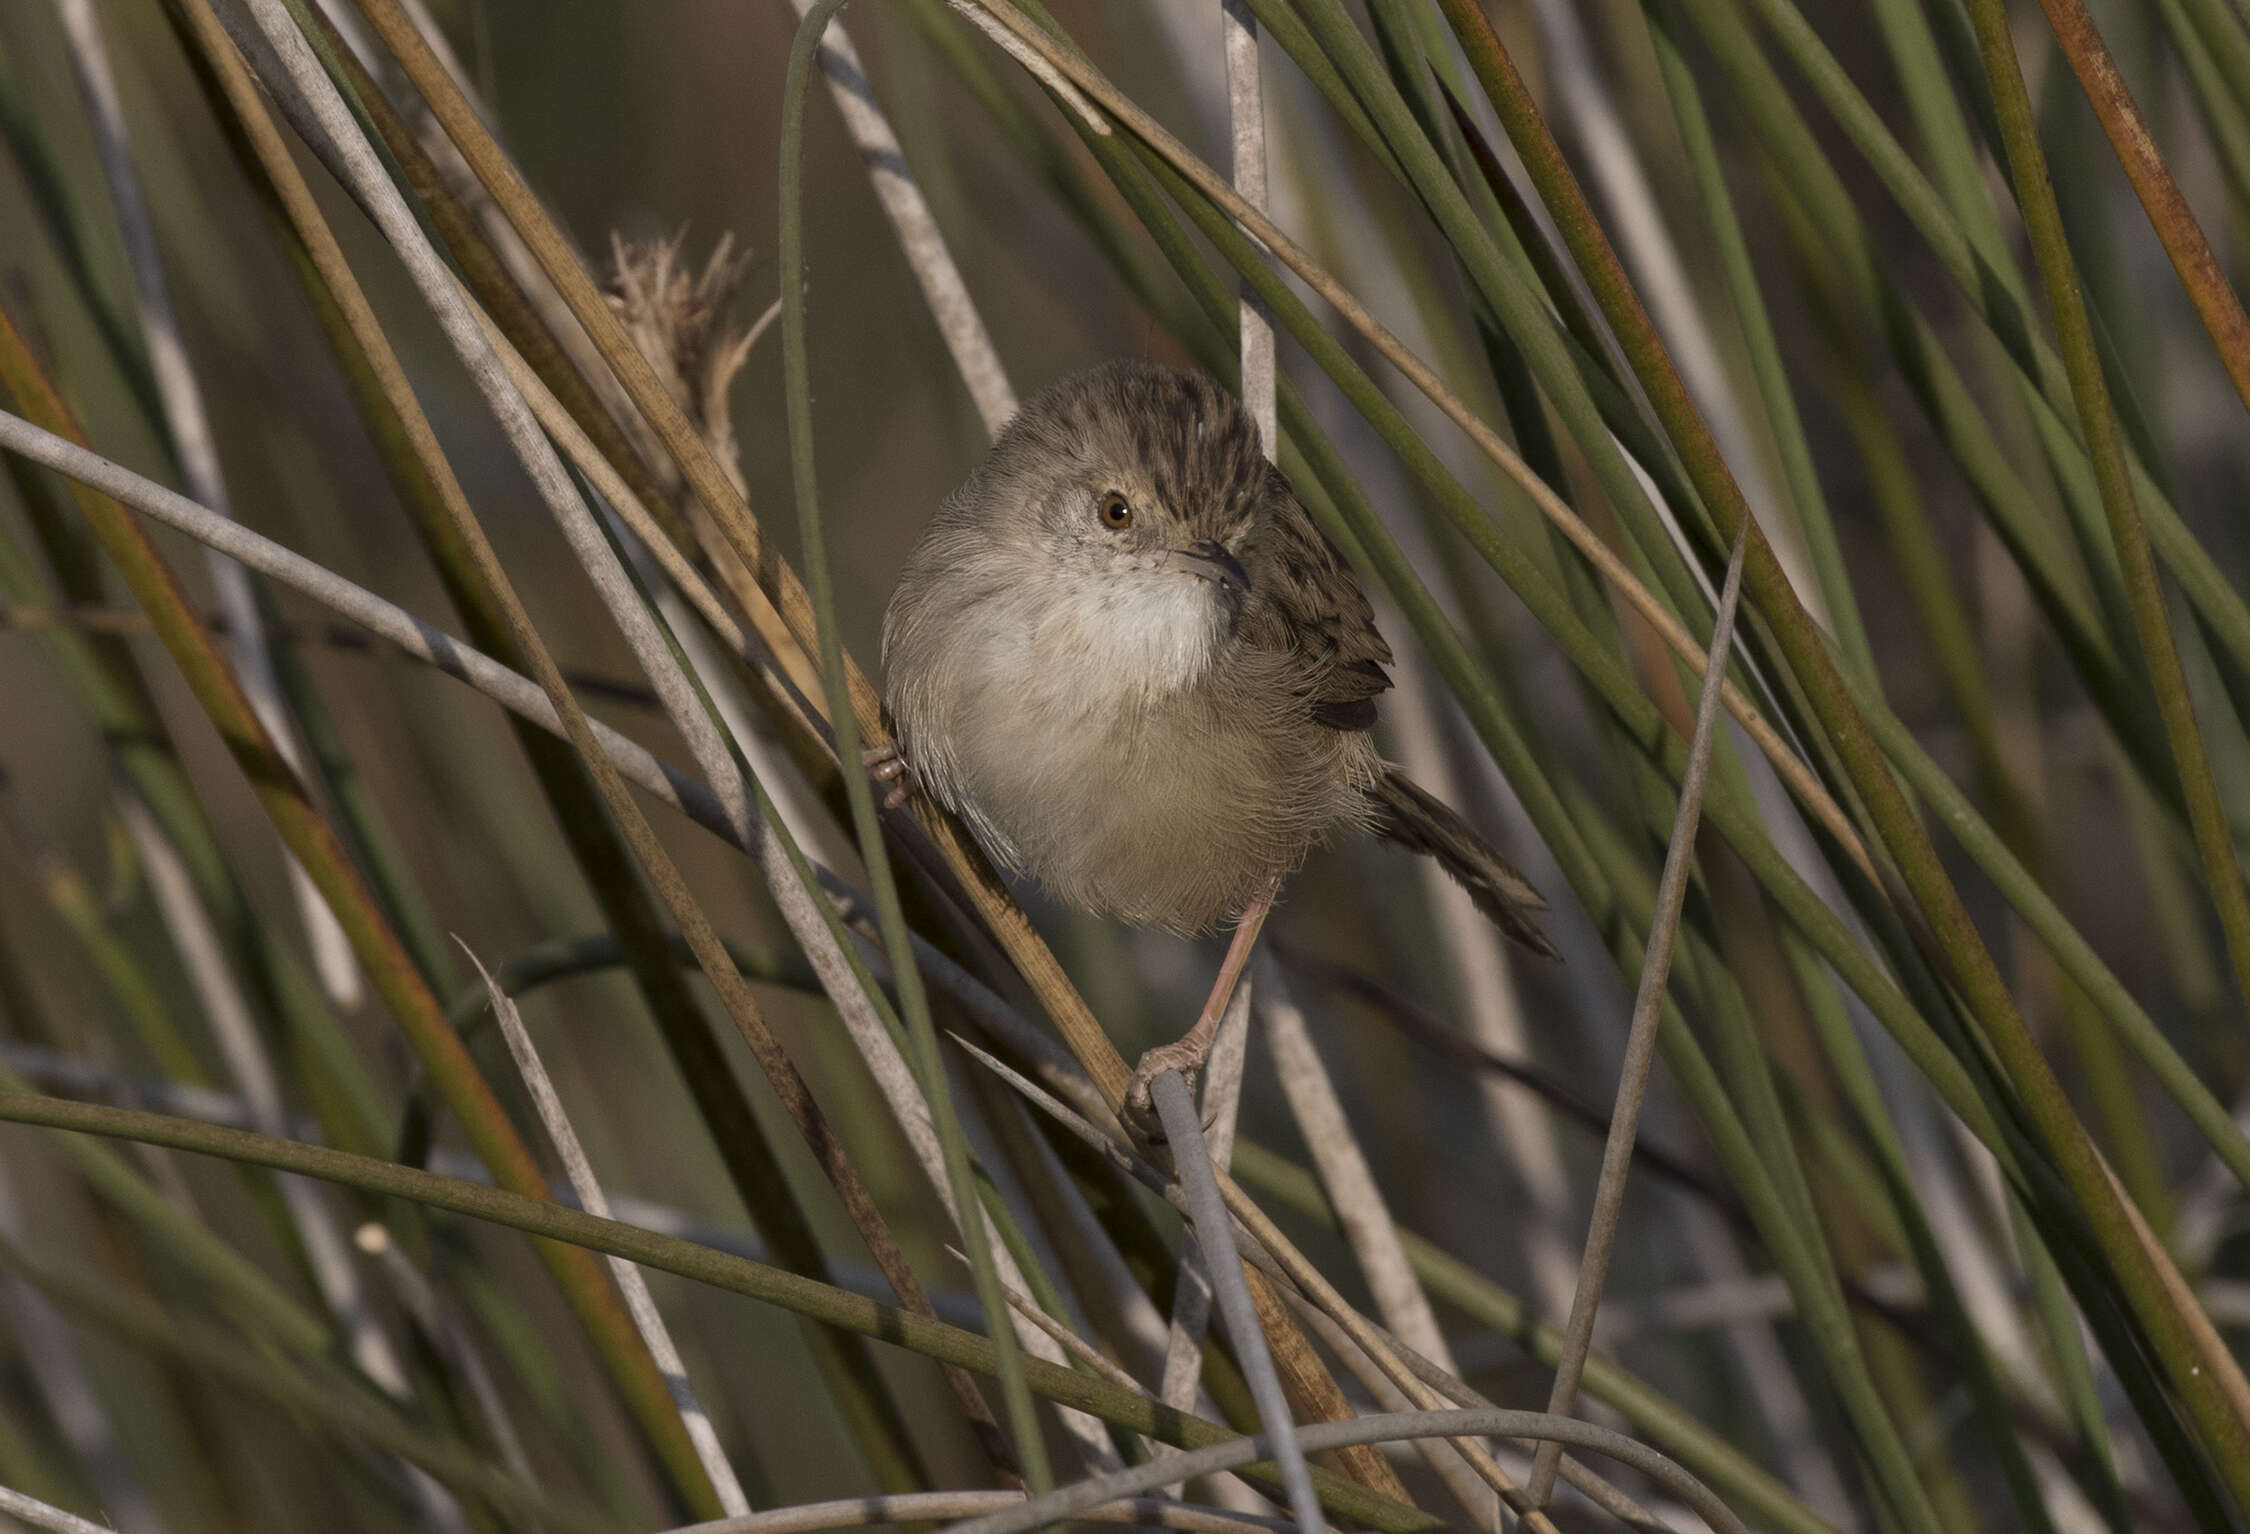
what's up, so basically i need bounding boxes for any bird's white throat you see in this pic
[1065,568,1230,702]
[973,565,1229,713]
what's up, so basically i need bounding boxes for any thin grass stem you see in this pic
[664,1492,1291,1534]
[1148,1071,1320,1534]
[464,944,752,1517]
[792,0,1014,435]
[1525,525,1748,1505]
[942,1405,1751,1534]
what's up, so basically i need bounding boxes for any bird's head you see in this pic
[949,361,1272,696]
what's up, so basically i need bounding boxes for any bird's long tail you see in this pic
[1371,769,1559,960]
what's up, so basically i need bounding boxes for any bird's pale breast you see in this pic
[887,572,1377,933]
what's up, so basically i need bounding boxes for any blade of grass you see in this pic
[1632,13,1872,686]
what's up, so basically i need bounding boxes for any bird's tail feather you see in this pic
[1371,770,1559,960]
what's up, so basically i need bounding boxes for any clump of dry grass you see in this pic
[605,230,769,503]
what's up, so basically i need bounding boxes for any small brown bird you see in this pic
[883,361,1554,1109]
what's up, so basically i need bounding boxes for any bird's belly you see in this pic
[933,666,1365,933]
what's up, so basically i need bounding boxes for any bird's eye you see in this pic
[1098,492,1134,529]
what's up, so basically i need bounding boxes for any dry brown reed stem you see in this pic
[2103,1156,2250,1430]
[0,292,722,1513]
[2033,0,2250,422]
[223,0,1006,1466]
[948,0,1876,895]
[462,298,827,747]
[345,0,1142,1111]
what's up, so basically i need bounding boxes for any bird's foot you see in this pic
[1126,894,1276,1144]
[862,740,919,812]
[1124,1033,1217,1144]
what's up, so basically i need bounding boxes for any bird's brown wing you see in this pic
[1240,486,1394,732]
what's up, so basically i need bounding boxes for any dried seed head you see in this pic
[605,229,762,501]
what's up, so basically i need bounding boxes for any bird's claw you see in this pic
[1124,1036,1217,1144]
[862,740,919,812]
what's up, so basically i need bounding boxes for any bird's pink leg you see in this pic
[1127,891,1274,1132]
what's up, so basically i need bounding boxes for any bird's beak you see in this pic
[1161,539,1251,595]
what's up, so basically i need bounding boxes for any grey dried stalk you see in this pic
[463,944,752,1516]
